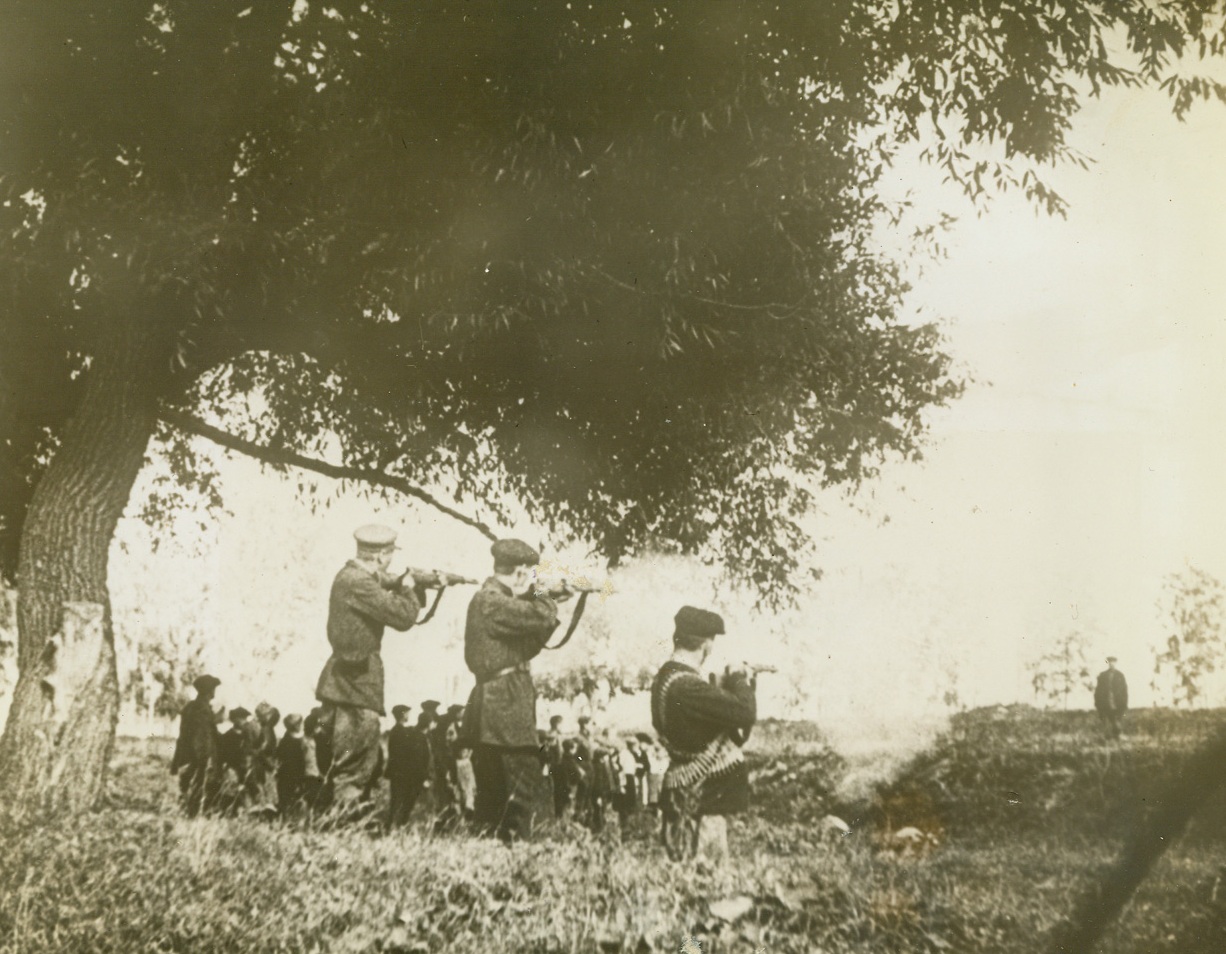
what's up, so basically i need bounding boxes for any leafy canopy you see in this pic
[2,1,1224,601]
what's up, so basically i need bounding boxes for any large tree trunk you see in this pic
[0,314,157,815]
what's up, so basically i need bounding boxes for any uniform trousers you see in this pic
[323,703,382,808]
[471,744,544,843]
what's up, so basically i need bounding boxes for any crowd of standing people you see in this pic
[173,525,761,860]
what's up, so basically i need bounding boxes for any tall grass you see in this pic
[2,707,1226,952]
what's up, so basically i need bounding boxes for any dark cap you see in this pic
[421,699,441,712]
[391,704,411,718]
[577,715,591,725]
[674,606,725,638]
[549,714,563,725]
[230,707,251,721]
[1106,656,1118,663]
[354,524,398,553]
[491,538,540,568]
[447,704,465,716]
[193,674,221,692]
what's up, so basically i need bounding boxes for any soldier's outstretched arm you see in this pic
[343,572,423,630]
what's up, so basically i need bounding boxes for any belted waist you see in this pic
[477,662,530,685]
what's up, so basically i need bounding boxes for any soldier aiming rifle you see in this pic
[313,524,475,823]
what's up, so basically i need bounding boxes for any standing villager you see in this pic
[304,706,332,808]
[276,713,319,818]
[615,739,642,839]
[314,524,428,821]
[461,538,566,843]
[1094,656,1129,740]
[651,606,756,862]
[386,704,430,829]
[544,715,568,820]
[170,674,223,817]
[632,734,653,809]
[560,737,586,822]
[429,704,461,832]
[218,706,260,813]
[251,702,281,812]
[448,704,477,820]
[574,714,595,828]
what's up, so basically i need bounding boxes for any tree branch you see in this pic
[159,410,499,542]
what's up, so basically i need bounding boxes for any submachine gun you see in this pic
[388,566,479,624]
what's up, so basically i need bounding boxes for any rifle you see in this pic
[387,567,478,624]
[533,579,609,599]
[394,567,478,589]
[535,578,614,650]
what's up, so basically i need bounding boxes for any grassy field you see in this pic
[2,707,1226,953]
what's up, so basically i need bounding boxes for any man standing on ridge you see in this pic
[315,523,429,821]
[461,538,568,844]
[1094,655,1129,740]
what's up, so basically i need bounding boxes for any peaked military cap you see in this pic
[192,674,221,692]
[229,707,252,721]
[491,538,540,567]
[674,605,725,638]
[354,524,399,551]
[447,704,465,716]
[391,704,411,718]
[421,699,441,712]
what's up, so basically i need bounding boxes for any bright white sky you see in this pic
[812,79,1226,711]
[112,77,1226,746]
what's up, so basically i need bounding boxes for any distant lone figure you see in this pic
[1094,656,1128,740]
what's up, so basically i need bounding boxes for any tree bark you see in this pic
[0,313,157,816]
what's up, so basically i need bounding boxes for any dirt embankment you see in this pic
[748,706,1226,844]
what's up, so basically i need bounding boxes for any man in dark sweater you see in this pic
[460,538,566,843]
[651,606,756,862]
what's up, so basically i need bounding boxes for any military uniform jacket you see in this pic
[315,560,422,714]
[461,577,559,748]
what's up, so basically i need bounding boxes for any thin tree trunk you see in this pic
[0,313,157,815]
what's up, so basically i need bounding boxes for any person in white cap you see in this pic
[314,523,428,819]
